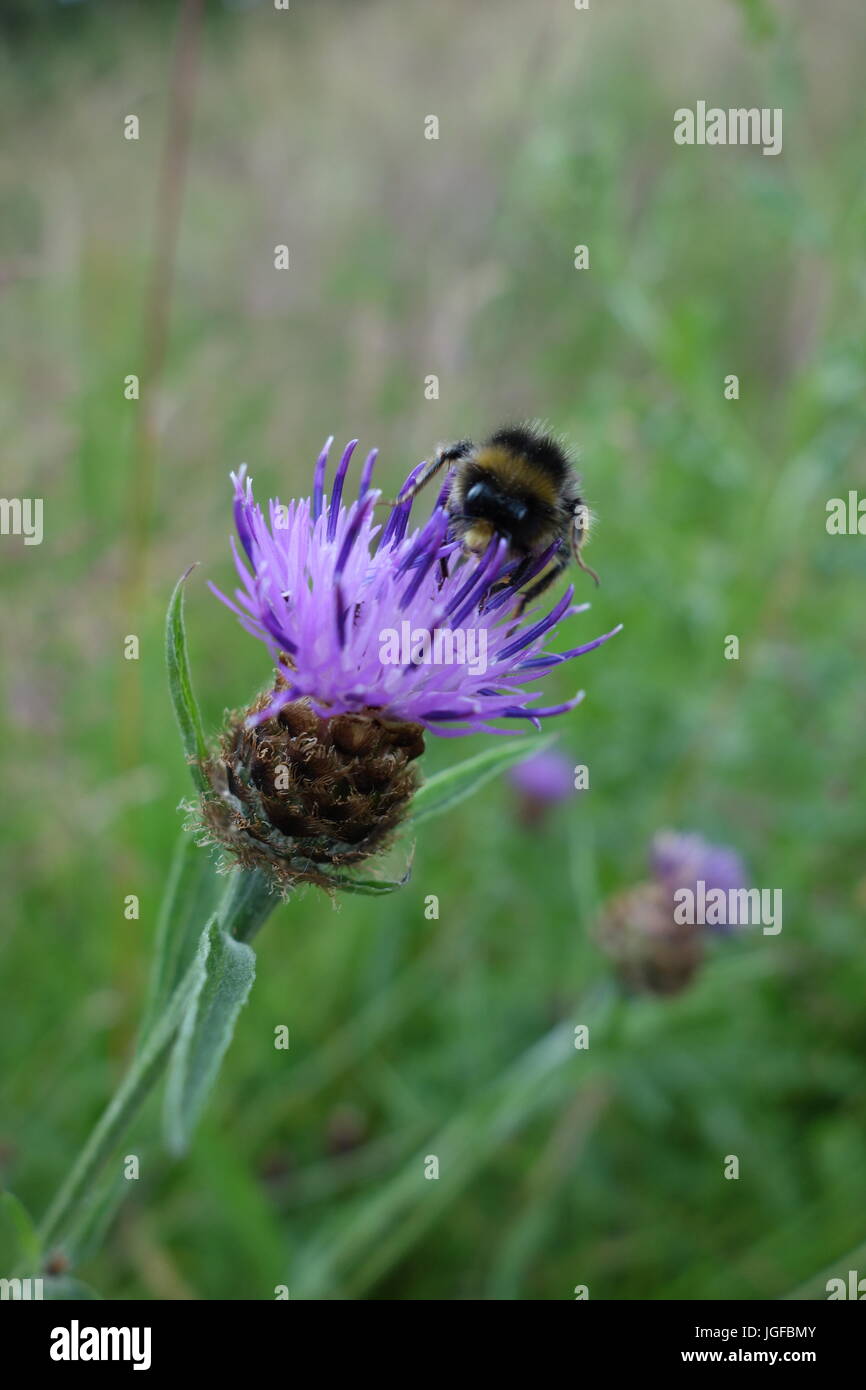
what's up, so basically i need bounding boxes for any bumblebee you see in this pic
[395,423,598,611]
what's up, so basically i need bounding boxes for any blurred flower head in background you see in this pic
[596,829,748,996]
[650,830,748,934]
[507,745,576,827]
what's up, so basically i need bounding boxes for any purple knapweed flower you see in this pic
[211,437,620,737]
[199,437,620,893]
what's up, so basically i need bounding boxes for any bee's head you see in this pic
[461,476,529,540]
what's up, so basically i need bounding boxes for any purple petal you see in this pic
[335,492,377,580]
[231,466,256,563]
[358,447,378,498]
[327,439,358,541]
[497,585,576,661]
[312,436,333,523]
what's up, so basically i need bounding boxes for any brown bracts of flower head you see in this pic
[197,693,424,893]
[595,881,704,997]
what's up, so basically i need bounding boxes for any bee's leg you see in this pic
[380,441,472,508]
[485,554,533,604]
[509,551,569,620]
[437,555,449,588]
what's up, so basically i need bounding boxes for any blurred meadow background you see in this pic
[1,0,865,1300]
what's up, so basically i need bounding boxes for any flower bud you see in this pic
[595,881,704,997]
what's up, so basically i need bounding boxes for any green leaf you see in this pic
[163,917,257,1155]
[0,1191,42,1275]
[166,565,210,795]
[286,852,414,896]
[139,831,221,1043]
[319,864,413,896]
[408,733,557,827]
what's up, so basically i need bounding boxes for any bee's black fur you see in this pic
[393,422,598,607]
[483,424,574,487]
[449,424,582,554]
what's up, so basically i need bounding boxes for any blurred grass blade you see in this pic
[0,1191,42,1275]
[40,961,203,1251]
[166,565,210,795]
[783,1238,866,1300]
[732,0,779,40]
[43,1276,102,1300]
[291,1009,601,1298]
[409,733,556,826]
[57,1170,130,1271]
[139,831,220,1042]
[164,918,257,1155]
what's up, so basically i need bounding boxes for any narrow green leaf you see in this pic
[320,867,412,896]
[164,918,257,1155]
[287,853,414,896]
[0,1191,42,1275]
[408,733,557,827]
[166,565,210,795]
[139,831,220,1042]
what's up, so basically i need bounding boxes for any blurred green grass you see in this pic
[1,0,865,1299]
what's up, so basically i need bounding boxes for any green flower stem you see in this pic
[38,866,276,1254]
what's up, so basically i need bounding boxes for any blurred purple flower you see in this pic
[596,830,749,994]
[650,830,747,897]
[211,437,620,737]
[508,747,576,827]
[650,830,748,934]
